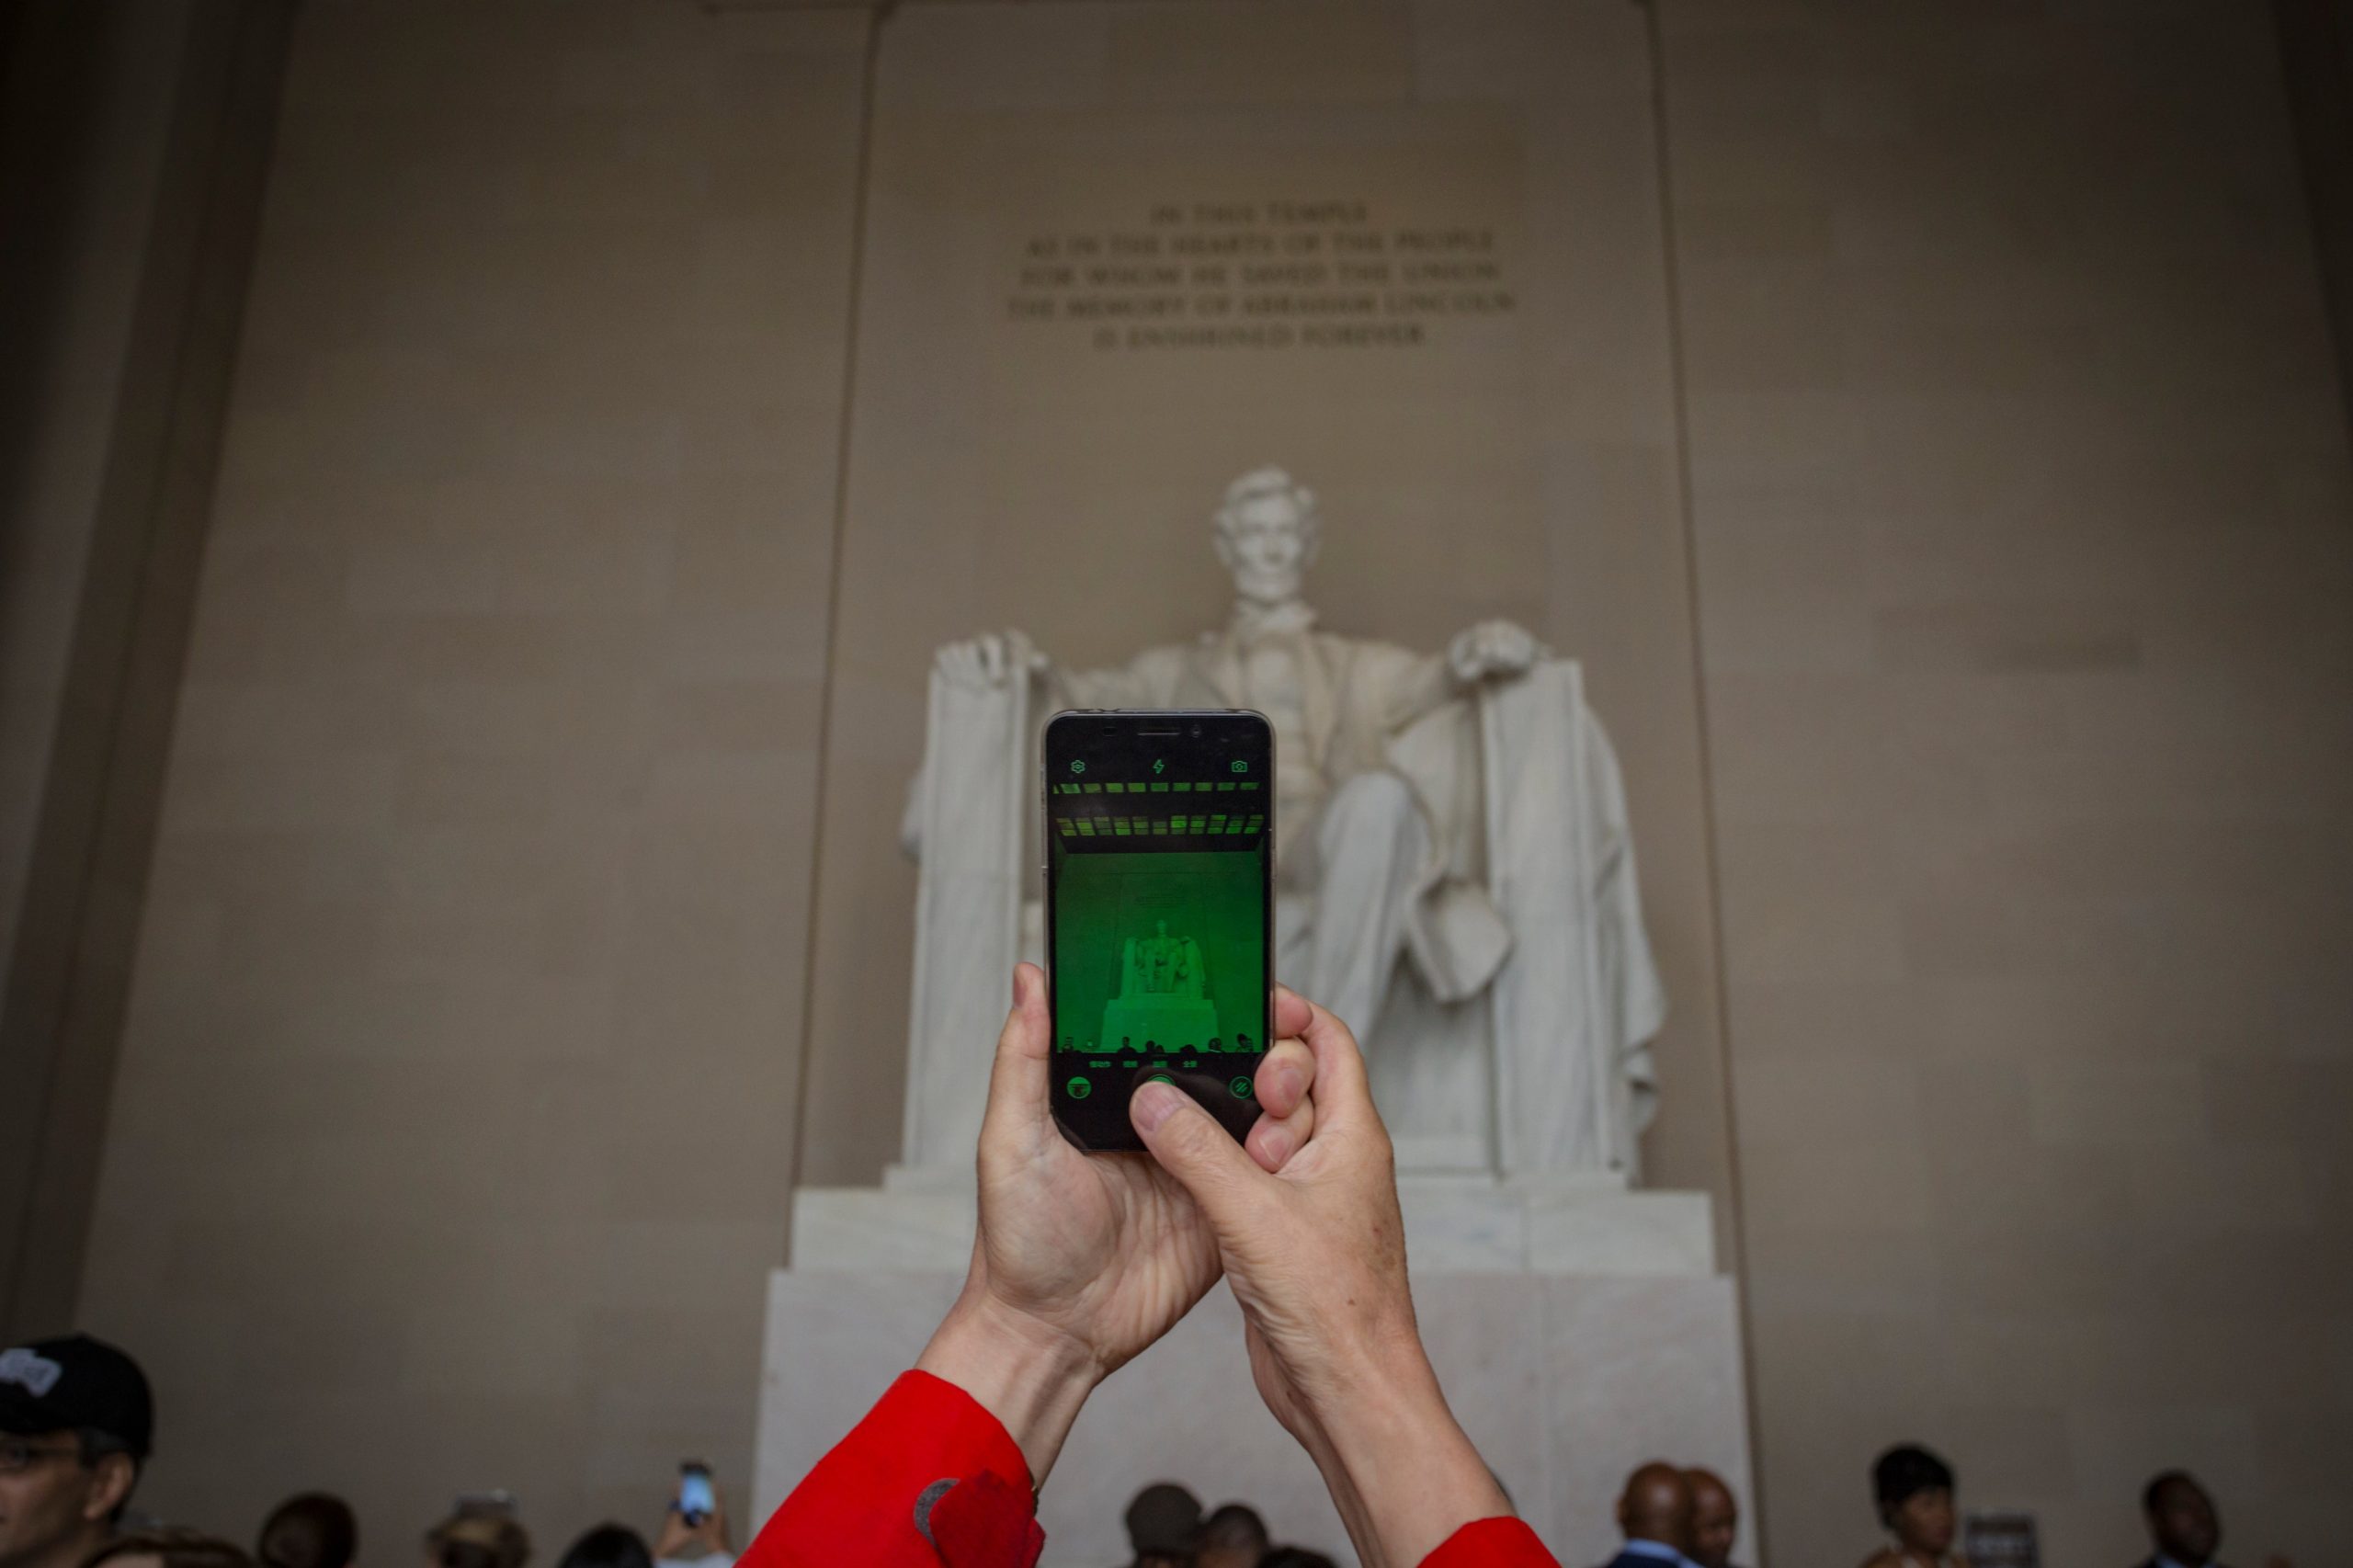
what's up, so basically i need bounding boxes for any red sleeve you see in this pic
[1419,1517,1561,1568]
[739,1370,1041,1568]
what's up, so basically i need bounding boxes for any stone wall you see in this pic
[1662,3,2353,1562]
[40,0,2353,1562]
[70,0,869,1529]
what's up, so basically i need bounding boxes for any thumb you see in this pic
[1131,1080,1262,1221]
[981,963,1051,1137]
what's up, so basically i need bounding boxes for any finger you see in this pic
[1131,1079,1265,1222]
[1245,1087,1315,1172]
[981,963,1051,1141]
[1273,984,1313,1041]
[1253,1035,1314,1119]
[1294,996,1378,1133]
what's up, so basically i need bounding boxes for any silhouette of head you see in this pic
[1684,1469,1737,1568]
[1873,1445,1956,1557]
[2143,1471,2220,1566]
[1124,1482,1201,1568]
[1616,1461,1695,1553]
[1197,1502,1267,1568]
[257,1494,358,1568]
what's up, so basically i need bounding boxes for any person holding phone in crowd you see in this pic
[654,1467,733,1568]
[737,966,1551,1568]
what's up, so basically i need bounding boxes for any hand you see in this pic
[937,631,1045,690]
[1446,619,1540,683]
[1129,994,1510,1568]
[915,964,1319,1484]
[654,1482,733,1560]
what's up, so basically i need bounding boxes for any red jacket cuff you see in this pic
[885,1369,1038,1495]
[1420,1517,1559,1568]
[743,1369,1038,1568]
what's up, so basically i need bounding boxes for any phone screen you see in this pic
[676,1463,714,1523]
[1045,710,1273,1151]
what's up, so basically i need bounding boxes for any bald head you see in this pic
[1617,1461,1696,1554]
[1683,1469,1736,1568]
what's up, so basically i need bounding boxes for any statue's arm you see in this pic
[1378,648,1461,733]
[904,631,1048,860]
[1370,619,1545,736]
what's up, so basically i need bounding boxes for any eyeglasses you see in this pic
[0,1437,84,1474]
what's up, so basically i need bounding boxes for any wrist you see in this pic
[915,1289,1104,1489]
[1306,1341,1509,1568]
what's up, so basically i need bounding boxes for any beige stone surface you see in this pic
[1662,2,2353,1564]
[758,1267,1753,1568]
[35,0,2353,1561]
[70,0,870,1536]
[794,0,1737,1250]
[0,0,238,1335]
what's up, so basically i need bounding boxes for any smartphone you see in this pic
[1044,709,1274,1151]
[676,1461,715,1526]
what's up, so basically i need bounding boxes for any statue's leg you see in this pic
[1305,770,1427,1044]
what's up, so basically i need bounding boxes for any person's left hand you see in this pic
[915,962,1318,1484]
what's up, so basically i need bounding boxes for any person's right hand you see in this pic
[1129,993,1512,1568]
[915,964,1321,1488]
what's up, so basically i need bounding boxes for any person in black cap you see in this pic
[0,1333,153,1568]
[1120,1482,1201,1568]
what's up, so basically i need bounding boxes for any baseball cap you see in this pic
[0,1334,153,1457]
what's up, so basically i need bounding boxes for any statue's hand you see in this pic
[1447,619,1541,683]
[938,631,1045,689]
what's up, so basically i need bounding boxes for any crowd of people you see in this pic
[0,978,2289,1568]
[0,1327,2273,1568]
[0,1336,740,1568]
[1086,1446,2260,1568]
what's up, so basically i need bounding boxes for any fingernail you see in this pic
[1012,966,1029,1006]
[1278,1065,1305,1103]
[1257,1127,1293,1165]
[1131,1081,1182,1132]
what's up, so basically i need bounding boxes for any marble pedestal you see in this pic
[757,1176,1754,1567]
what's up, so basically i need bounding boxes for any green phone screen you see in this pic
[1045,711,1272,1149]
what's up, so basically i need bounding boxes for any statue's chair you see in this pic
[900,658,1665,1186]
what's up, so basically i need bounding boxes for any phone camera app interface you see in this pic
[1049,751,1267,1099]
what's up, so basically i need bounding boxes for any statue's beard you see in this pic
[1233,564,1303,605]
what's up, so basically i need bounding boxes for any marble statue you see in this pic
[1105,921,1220,1055]
[1121,922,1206,1001]
[902,467,1665,1181]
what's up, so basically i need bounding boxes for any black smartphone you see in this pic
[1044,709,1275,1152]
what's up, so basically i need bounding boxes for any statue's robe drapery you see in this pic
[1052,627,1516,1012]
[901,631,1665,1178]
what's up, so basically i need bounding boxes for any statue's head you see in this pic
[1213,466,1319,606]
